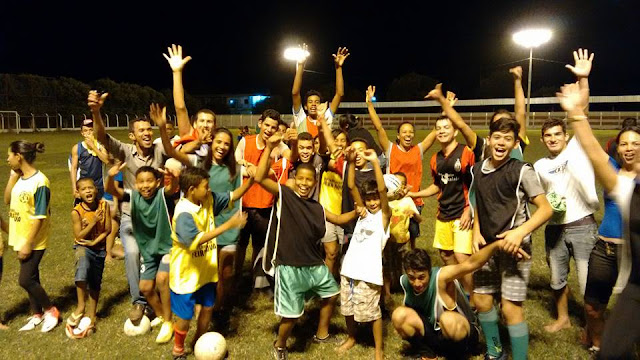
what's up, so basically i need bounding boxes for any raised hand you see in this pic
[565,48,594,78]
[333,47,350,68]
[509,66,523,81]
[556,82,589,115]
[445,91,458,107]
[267,132,283,148]
[87,90,109,112]
[361,149,378,163]
[283,127,298,142]
[149,103,167,127]
[197,127,212,144]
[345,146,357,163]
[163,44,192,72]
[366,85,376,104]
[108,161,126,178]
[316,101,328,119]
[425,83,445,102]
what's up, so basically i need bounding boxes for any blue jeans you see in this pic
[120,213,146,305]
[545,221,598,295]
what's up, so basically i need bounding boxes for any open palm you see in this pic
[163,44,192,72]
[565,48,594,78]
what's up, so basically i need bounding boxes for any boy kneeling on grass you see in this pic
[66,177,111,339]
[255,132,358,360]
[336,146,391,360]
[170,166,252,359]
[107,162,179,344]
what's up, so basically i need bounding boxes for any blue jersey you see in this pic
[599,156,623,239]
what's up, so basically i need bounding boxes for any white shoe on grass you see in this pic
[156,321,173,343]
[150,316,164,328]
[19,315,43,331]
[40,307,60,333]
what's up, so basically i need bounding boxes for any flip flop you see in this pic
[66,312,83,327]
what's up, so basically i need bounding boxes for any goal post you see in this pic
[0,111,20,133]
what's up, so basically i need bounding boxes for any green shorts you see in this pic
[274,264,339,318]
[140,254,170,281]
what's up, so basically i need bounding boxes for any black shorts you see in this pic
[584,239,620,306]
[411,312,480,359]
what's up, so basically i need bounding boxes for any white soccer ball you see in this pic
[123,315,151,336]
[383,173,402,196]
[165,158,183,173]
[194,332,227,360]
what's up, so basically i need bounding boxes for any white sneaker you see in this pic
[150,316,164,328]
[19,315,43,331]
[40,307,60,333]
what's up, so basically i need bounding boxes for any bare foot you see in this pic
[0,322,7,330]
[544,318,571,333]
[336,337,356,353]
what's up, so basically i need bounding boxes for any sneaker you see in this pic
[485,352,507,360]
[313,334,342,344]
[150,316,164,328]
[156,321,173,344]
[273,345,288,360]
[41,307,60,333]
[129,303,145,324]
[19,315,43,331]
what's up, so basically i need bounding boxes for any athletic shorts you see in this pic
[412,311,480,359]
[140,254,170,281]
[473,239,532,302]
[170,282,216,320]
[322,220,345,244]
[433,218,473,254]
[340,276,382,322]
[74,246,106,291]
[274,264,339,318]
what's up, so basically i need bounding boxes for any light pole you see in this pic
[283,46,310,62]
[513,28,552,126]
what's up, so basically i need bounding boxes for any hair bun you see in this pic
[34,142,45,153]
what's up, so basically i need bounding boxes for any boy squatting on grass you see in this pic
[66,177,112,339]
[254,131,359,360]
[106,161,180,344]
[169,166,253,359]
[392,243,530,359]
[336,146,392,360]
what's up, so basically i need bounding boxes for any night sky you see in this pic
[1,0,639,100]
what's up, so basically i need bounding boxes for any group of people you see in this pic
[0,44,638,360]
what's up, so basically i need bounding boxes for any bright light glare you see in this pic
[284,47,310,62]
[513,29,552,48]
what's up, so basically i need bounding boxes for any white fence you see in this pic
[1,111,640,133]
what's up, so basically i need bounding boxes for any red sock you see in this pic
[173,327,187,353]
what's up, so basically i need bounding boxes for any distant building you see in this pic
[193,93,269,114]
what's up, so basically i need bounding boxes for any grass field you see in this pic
[0,128,619,359]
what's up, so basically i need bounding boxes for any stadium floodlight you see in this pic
[513,28,552,126]
[284,47,310,62]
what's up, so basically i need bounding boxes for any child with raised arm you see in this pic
[367,85,436,248]
[291,44,349,137]
[106,162,179,343]
[66,177,111,339]
[337,146,391,360]
[169,167,249,359]
[254,133,357,360]
[470,118,552,360]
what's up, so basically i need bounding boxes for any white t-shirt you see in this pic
[534,137,599,224]
[610,174,637,291]
[340,210,389,285]
[293,106,333,130]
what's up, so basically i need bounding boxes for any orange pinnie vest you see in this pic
[242,135,276,209]
[389,144,424,206]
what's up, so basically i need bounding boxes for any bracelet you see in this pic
[567,115,588,123]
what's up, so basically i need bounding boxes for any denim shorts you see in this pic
[584,239,620,305]
[74,246,106,291]
[545,221,598,294]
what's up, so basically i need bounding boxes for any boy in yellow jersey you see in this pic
[170,167,250,359]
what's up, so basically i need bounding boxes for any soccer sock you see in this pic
[478,306,502,357]
[507,321,529,360]
[173,327,187,353]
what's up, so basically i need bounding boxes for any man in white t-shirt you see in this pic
[291,44,350,137]
[533,118,599,333]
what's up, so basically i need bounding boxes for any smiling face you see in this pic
[129,120,153,149]
[618,130,640,169]
[77,179,98,205]
[260,117,279,142]
[364,193,382,213]
[541,125,569,157]
[294,167,316,199]
[194,111,215,134]
[135,171,160,199]
[80,125,94,138]
[435,118,457,145]
[351,140,368,168]
[334,132,348,150]
[406,269,430,294]
[297,139,314,163]
[488,130,518,165]
[305,95,321,117]
[212,131,232,163]
[192,179,211,203]
[397,123,415,148]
